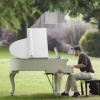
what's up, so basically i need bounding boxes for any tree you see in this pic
[0,0,41,39]
[67,0,100,30]
[0,0,100,38]
[32,0,100,30]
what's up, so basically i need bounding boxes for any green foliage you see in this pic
[0,0,37,32]
[0,0,100,35]
[80,29,100,57]
[50,0,100,30]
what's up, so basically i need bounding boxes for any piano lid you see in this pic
[9,28,48,59]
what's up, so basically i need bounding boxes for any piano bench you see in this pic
[80,79,100,96]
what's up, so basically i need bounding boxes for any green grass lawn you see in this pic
[0,47,100,100]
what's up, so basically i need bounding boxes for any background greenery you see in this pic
[0,0,100,56]
[0,47,100,100]
[0,0,100,38]
[80,29,100,57]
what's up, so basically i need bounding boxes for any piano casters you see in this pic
[9,70,18,96]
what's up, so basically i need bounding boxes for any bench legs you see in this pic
[81,82,84,95]
[85,81,88,96]
[81,81,88,96]
[81,80,100,96]
[98,81,100,96]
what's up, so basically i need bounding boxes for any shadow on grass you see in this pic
[0,93,93,100]
[0,93,72,100]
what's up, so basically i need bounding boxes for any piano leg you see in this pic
[54,73,63,95]
[9,71,18,96]
[45,73,55,94]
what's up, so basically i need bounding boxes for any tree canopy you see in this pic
[0,0,34,32]
[0,0,100,34]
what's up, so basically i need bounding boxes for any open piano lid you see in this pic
[9,28,48,59]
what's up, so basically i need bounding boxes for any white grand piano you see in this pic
[9,28,73,96]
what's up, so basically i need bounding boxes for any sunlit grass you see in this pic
[0,48,100,100]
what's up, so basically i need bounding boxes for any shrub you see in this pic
[79,29,100,57]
